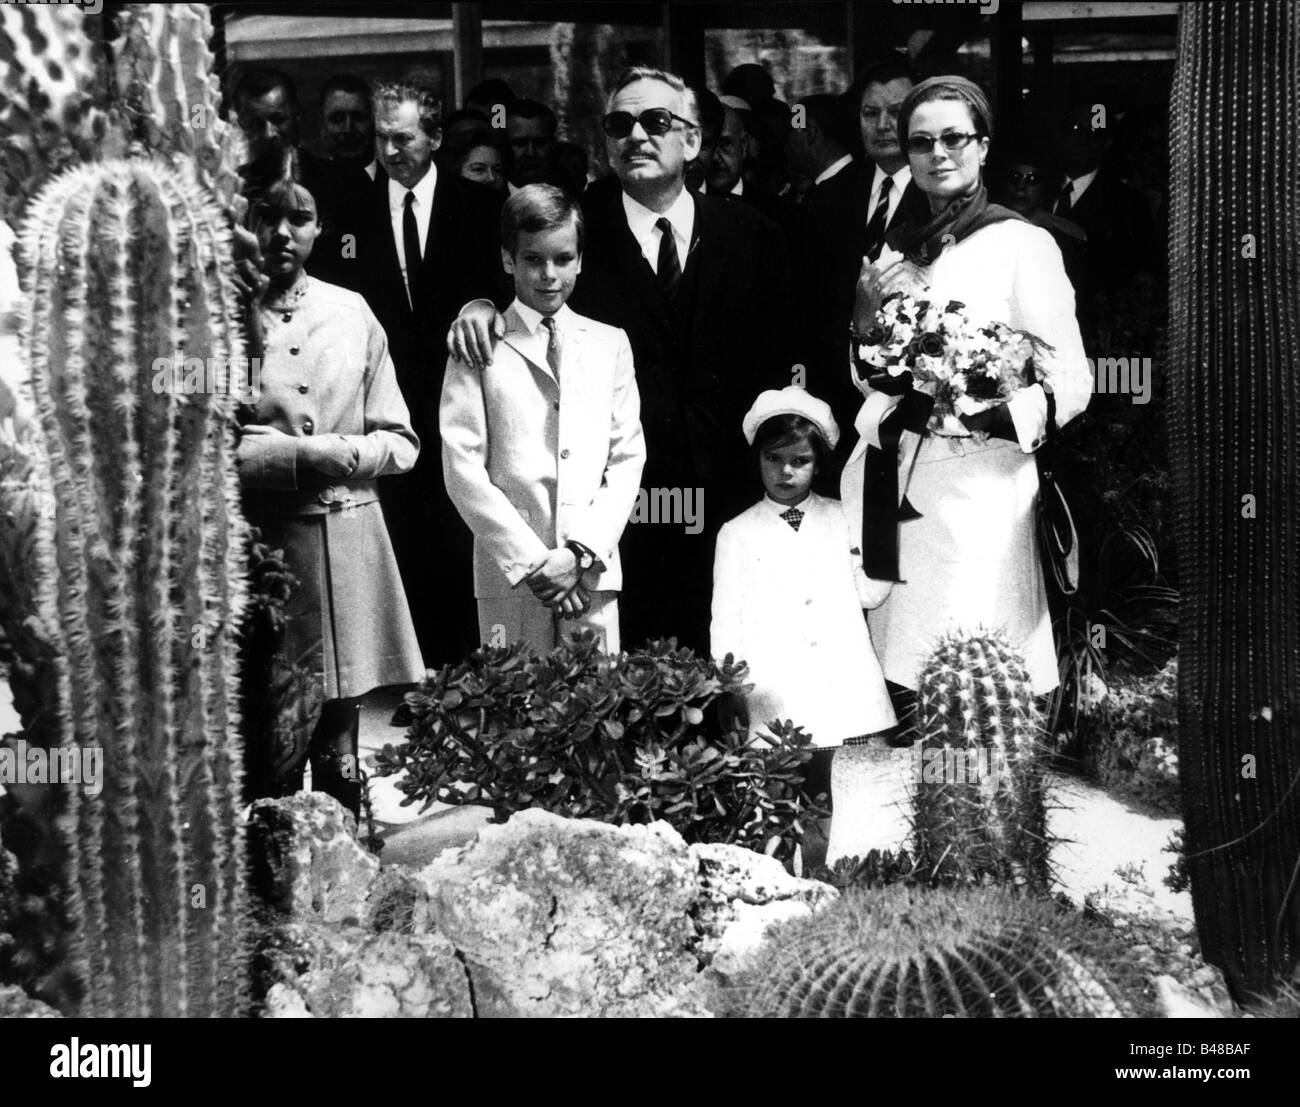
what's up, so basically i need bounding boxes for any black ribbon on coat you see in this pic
[859,183,1029,582]
[861,373,932,581]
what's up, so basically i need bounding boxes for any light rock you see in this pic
[417,809,708,1018]
[689,840,838,967]
[247,793,380,924]
[1155,974,1227,1018]
[709,899,816,983]
[261,923,472,1018]
[0,984,60,1017]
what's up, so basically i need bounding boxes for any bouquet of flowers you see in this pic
[853,292,1051,436]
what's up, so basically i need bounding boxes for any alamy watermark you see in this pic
[2,0,104,14]
[892,0,1000,15]
[0,740,102,796]
[627,486,704,534]
[1089,355,1152,404]
[152,355,262,401]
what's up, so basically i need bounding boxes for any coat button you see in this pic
[318,486,336,506]
[290,345,301,355]
[302,419,314,434]
[298,384,308,394]
[560,448,570,459]
[553,402,559,411]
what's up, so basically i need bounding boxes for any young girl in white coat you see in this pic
[711,386,897,864]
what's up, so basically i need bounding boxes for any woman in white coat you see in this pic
[842,76,1093,731]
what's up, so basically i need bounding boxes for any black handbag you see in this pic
[1035,389,1080,595]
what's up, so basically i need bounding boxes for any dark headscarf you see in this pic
[886,75,1025,265]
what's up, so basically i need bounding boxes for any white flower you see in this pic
[893,324,915,346]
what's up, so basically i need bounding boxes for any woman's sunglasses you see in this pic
[904,132,980,156]
[601,108,699,139]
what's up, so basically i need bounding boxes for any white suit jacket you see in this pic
[440,300,646,598]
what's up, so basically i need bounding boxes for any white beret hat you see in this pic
[742,386,840,449]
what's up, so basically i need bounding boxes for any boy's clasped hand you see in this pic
[524,546,591,618]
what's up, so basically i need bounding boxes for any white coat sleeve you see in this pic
[710,520,746,665]
[1006,225,1093,452]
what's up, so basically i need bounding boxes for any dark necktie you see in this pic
[1054,179,1074,215]
[402,190,421,305]
[780,507,804,532]
[863,176,893,261]
[542,316,562,378]
[655,216,681,302]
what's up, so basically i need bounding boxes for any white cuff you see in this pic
[1007,383,1049,453]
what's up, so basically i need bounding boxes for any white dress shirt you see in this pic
[388,164,437,304]
[622,186,695,275]
[1061,167,1099,207]
[867,162,912,227]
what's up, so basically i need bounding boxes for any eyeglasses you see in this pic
[905,132,980,155]
[601,108,698,139]
[1008,171,1042,185]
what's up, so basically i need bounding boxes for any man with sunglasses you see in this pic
[449,66,793,657]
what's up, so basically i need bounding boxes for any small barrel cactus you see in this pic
[12,156,250,1016]
[911,630,1051,892]
[728,886,1149,1017]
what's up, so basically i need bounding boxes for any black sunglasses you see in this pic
[601,108,699,139]
[905,131,980,156]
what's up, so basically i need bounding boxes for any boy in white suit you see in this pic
[441,184,645,653]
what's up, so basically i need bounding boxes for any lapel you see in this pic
[499,304,559,388]
[371,173,410,314]
[687,192,725,336]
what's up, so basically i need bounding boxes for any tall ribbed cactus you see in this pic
[15,157,250,1016]
[112,3,244,210]
[1168,0,1300,1001]
[911,630,1051,892]
[727,886,1148,1018]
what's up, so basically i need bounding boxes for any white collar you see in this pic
[872,162,912,194]
[511,297,574,338]
[814,154,853,186]
[388,163,437,212]
[765,492,815,515]
[1066,167,1100,197]
[622,185,695,247]
[364,159,378,180]
[730,177,745,196]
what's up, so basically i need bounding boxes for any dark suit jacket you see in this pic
[569,176,794,651]
[345,170,507,431]
[792,161,931,479]
[1062,167,1157,291]
[572,176,793,518]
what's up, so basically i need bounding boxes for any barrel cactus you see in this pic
[1168,0,1300,1001]
[911,630,1052,892]
[10,156,250,1016]
[727,886,1150,1018]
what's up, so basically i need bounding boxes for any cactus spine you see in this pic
[1168,0,1300,1001]
[17,157,250,1016]
[911,630,1051,892]
[730,886,1145,1018]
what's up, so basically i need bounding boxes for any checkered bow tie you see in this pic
[780,507,804,532]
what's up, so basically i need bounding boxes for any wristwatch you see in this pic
[565,540,597,571]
